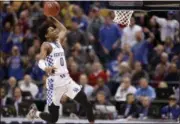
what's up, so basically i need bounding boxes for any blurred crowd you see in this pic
[0,1,180,120]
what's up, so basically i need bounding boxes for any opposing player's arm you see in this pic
[50,17,67,43]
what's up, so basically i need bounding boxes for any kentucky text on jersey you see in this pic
[54,52,64,57]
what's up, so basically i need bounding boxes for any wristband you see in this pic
[38,59,46,71]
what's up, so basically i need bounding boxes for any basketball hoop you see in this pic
[113,10,134,26]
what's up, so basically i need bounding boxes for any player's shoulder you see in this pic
[42,42,52,47]
[41,42,53,52]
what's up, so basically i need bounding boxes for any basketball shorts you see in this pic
[46,74,82,106]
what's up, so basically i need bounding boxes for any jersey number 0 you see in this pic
[60,57,64,66]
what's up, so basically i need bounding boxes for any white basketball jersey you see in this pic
[45,41,69,75]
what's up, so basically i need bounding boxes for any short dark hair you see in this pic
[126,93,134,100]
[38,23,55,42]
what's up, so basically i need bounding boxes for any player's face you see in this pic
[46,27,59,40]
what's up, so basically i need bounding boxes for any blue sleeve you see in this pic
[135,89,141,97]
[150,87,156,100]
[99,28,104,45]
[131,46,134,53]
[143,40,150,48]
[161,106,168,115]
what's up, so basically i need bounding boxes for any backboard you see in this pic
[106,1,180,10]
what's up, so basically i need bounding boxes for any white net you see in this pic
[113,10,134,26]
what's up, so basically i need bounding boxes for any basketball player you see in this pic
[27,17,94,124]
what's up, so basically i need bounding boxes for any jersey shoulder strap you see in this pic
[55,40,62,48]
[48,42,58,49]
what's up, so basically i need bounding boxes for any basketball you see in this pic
[44,2,60,16]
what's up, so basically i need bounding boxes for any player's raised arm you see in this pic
[50,17,67,43]
[51,17,67,32]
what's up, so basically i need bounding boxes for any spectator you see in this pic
[149,15,161,44]
[7,46,24,80]
[19,74,38,98]
[30,54,45,81]
[164,63,179,87]
[131,61,149,86]
[153,52,170,84]
[36,75,47,100]
[0,87,14,107]
[7,24,24,52]
[120,93,140,119]
[1,22,12,53]
[153,63,166,86]
[2,5,17,26]
[118,43,133,63]
[139,96,152,120]
[161,95,180,120]
[79,74,94,98]
[136,78,156,102]
[23,46,36,74]
[164,37,174,54]
[6,77,17,98]
[88,61,107,86]
[73,7,88,31]
[92,77,111,99]
[69,61,81,83]
[95,91,111,105]
[13,87,23,116]
[150,44,164,70]
[32,39,41,54]
[121,17,142,48]
[0,56,5,81]
[131,30,154,67]
[67,17,87,47]
[87,6,104,41]
[99,13,121,59]
[70,43,89,71]
[115,77,136,102]
[107,44,133,79]
[152,11,179,42]
[156,52,170,72]
[174,88,179,103]
[18,10,30,34]
[95,91,117,119]
[60,2,76,29]
[111,62,131,84]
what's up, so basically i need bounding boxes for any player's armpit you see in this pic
[40,42,53,59]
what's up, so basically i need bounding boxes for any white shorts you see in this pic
[47,74,82,106]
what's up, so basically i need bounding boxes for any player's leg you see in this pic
[38,103,59,123]
[74,90,95,123]
[37,85,65,123]
[65,80,95,123]
[27,103,59,123]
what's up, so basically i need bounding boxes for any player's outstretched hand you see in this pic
[45,66,57,75]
